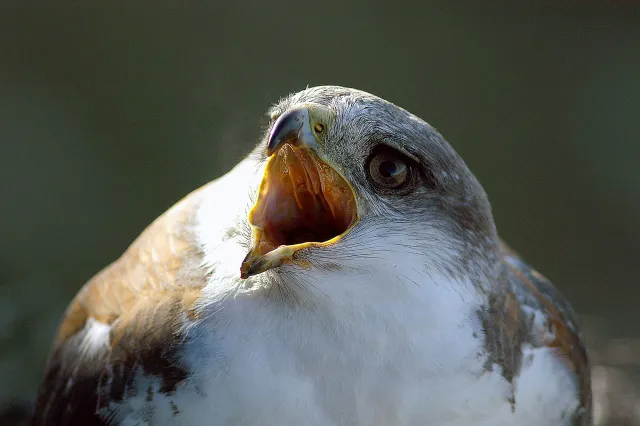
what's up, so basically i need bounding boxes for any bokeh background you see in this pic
[1,2,639,424]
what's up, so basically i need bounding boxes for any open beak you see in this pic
[240,106,358,279]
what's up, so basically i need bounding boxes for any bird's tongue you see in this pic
[241,144,356,277]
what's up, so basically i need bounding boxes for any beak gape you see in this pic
[240,107,357,279]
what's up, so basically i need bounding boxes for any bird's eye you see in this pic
[367,148,412,190]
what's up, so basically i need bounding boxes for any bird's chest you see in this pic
[161,298,576,426]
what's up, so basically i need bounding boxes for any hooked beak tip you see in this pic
[266,106,317,156]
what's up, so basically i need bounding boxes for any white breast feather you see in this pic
[111,157,579,426]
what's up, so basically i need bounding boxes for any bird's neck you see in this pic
[192,155,492,374]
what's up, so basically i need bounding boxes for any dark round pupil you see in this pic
[379,160,400,178]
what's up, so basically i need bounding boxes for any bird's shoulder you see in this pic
[31,185,211,426]
[478,242,591,425]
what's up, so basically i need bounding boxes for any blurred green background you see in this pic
[1,2,639,424]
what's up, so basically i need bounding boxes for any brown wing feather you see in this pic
[482,242,592,425]
[31,186,210,425]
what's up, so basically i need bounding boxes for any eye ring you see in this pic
[313,122,325,134]
[366,147,413,191]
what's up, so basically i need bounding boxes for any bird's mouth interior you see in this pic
[241,143,357,277]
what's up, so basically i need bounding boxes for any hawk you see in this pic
[32,86,591,425]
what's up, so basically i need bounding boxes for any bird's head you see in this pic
[240,86,499,290]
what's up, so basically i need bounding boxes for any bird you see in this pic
[31,86,591,426]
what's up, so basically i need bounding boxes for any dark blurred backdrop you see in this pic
[1,2,639,424]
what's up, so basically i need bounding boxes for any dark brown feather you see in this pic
[479,242,592,425]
